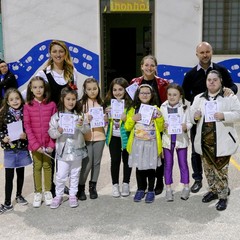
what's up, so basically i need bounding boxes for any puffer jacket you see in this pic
[23,100,57,151]
[48,111,90,157]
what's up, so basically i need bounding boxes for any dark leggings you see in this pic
[136,168,155,192]
[109,136,132,184]
[5,167,25,205]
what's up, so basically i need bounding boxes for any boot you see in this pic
[77,184,87,201]
[89,181,98,199]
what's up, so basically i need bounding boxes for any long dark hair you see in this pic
[103,77,132,110]
[0,88,24,128]
[58,87,81,114]
[26,76,51,105]
[132,84,158,109]
[80,78,102,113]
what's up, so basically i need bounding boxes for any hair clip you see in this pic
[69,82,78,90]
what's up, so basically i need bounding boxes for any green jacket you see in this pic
[124,106,164,155]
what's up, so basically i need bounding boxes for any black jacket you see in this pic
[182,62,238,104]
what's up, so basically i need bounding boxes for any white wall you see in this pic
[1,0,100,62]
[155,0,202,67]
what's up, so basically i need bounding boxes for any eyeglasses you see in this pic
[139,92,151,95]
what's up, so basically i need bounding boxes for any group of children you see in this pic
[0,68,195,214]
[2,64,238,215]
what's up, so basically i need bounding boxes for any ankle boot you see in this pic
[89,181,98,199]
[77,184,87,201]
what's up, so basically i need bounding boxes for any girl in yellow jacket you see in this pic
[125,84,164,203]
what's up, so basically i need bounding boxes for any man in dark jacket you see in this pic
[0,60,18,106]
[182,42,238,194]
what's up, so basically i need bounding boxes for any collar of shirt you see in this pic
[197,62,213,72]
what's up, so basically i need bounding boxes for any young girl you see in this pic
[48,87,90,209]
[104,77,132,197]
[125,84,164,203]
[131,55,169,195]
[160,83,192,202]
[77,78,105,200]
[23,76,57,208]
[0,89,32,214]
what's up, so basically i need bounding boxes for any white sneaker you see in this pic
[121,183,130,197]
[44,191,53,206]
[33,192,42,208]
[112,184,120,198]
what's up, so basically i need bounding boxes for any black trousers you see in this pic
[5,167,24,205]
[109,136,132,185]
[190,125,202,181]
[136,168,155,192]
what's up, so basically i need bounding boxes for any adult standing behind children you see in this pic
[182,41,238,194]
[0,60,18,106]
[36,40,83,104]
[190,70,240,211]
[36,40,82,196]
[131,55,169,195]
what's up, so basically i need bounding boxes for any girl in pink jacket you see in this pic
[24,76,57,208]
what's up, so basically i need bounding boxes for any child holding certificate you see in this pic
[77,78,105,200]
[0,89,32,214]
[24,76,57,207]
[125,84,164,203]
[104,77,132,198]
[190,70,240,211]
[160,83,192,202]
[48,87,90,209]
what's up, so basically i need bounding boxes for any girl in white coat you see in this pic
[161,83,192,201]
[190,70,240,211]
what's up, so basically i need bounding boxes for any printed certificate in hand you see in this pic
[205,101,218,122]
[138,103,155,125]
[7,120,23,141]
[126,83,138,100]
[59,113,75,134]
[89,107,105,128]
[111,99,124,119]
[168,113,182,134]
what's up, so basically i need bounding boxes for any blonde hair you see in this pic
[45,40,74,82]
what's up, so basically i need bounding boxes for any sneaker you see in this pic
[112,184,120,198]
[121,183,130,197]
[133,190,145,202]
[69,195,78,208]
[33,192,42,208]
[15,195,28,205]
[44,191,53,206]
[50,196,63,209]
[181,188,190,200]
[145,191,155,203]
[166,189,174,202]
[0,204,13,214]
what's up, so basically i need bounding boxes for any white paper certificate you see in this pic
[137,104,155,125]
[126,83,139,100]
[167,113,182,134]
[7,121,23,141]
[89,107,105,128]
[205,101,217,122]
[111,99,124,119]
[59,113,75,134]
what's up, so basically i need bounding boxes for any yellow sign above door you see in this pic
[110,0,149,12]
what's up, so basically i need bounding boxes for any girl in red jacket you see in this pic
[24,76,57,208]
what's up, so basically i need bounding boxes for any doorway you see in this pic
[101,11,154,94]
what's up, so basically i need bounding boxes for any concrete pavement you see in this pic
[1,125,240,240]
